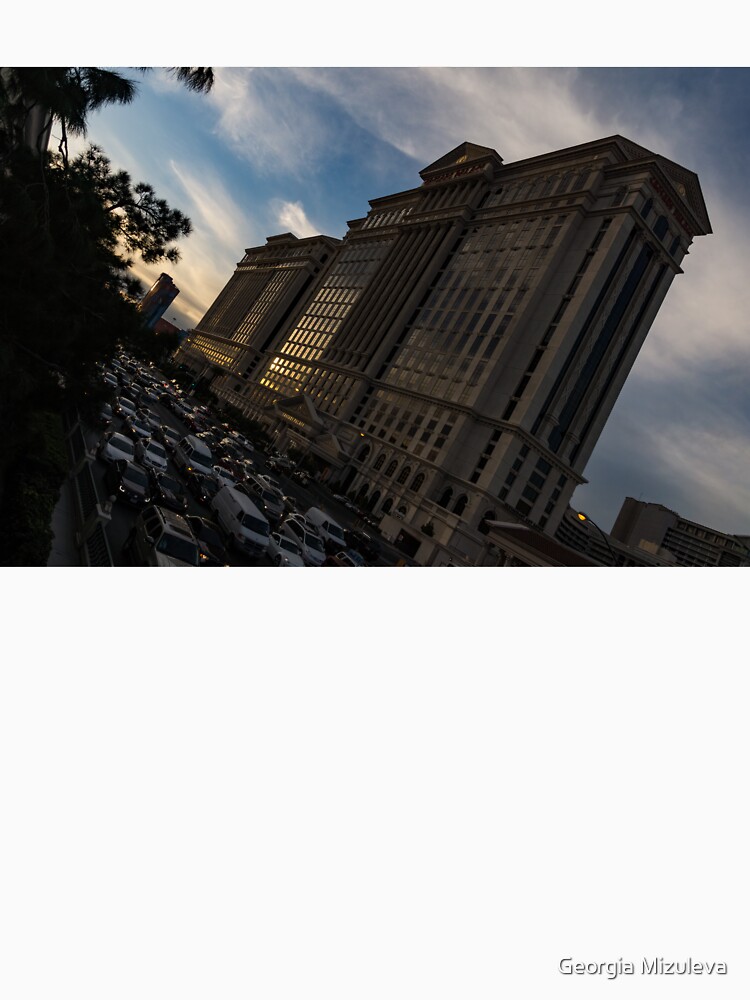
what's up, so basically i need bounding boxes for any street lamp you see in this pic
[576,511,619,566]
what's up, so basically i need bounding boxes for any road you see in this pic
[86,395,400,567]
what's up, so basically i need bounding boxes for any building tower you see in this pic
[195,136,711,565]
[176,233,340,383]
[138,272,180,329]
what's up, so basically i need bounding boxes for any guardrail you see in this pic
[64,412,114,567]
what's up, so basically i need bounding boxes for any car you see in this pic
[231,433,254,455]
[256,473,282,492]
[123,415,152,441]
[344,529,382,563]
[184,469,221,506]
[147,469,189,512]
[331,548,367,567]
[99,401,114,427]
[113,395,137,419]
[123,506,200,567]
[135,437,169,473]
[281,495,299,517]
[212,465,236,489]
[103,371,119,390]
[186,515,229,566]
[103,459,151,507]
[290,469,311,487]
[97,431,136,465]
[267,531,305,567]
[279,518,326,566]
[238,479,284,523]
[157,425,181,453]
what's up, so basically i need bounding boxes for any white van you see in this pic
[304,507,346,552]
[174,434,214,476]
[211,485,270,557]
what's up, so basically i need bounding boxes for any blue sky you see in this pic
[61,65,750,539]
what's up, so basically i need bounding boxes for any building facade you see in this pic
[610,498,749,567]
[186,136,711,566]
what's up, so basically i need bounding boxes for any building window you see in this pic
[374,454,386,471]
[453,494,468,516]
[381,497,393,514]
[397,465,411,485]
[410,472,425,493]
[437,487,453,508]
[384,460,398,478]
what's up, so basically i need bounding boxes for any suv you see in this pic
[123,506,200,567]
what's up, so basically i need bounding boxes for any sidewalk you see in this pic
[47,471,81,566]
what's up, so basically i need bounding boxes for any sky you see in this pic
[57,63,750,538]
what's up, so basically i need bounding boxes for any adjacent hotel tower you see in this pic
[178,136,710,565]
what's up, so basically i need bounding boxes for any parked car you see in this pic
[123,506,200,567]
[186,515,228,566]
[135,438,169,473]
[268,531,305,567]
[103,459,151,507]
[97,431,136,465]
[103,371,119,390]
[148,469,189,512]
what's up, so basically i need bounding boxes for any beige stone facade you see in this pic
[183,137,710,565]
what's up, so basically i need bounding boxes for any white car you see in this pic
[280,518,326,566]
[135,438,169,473]
[268,532,305,567]
[98,431,136,465]
[212,465,236,488]
[124,415,152,440]
[114,396,137,419]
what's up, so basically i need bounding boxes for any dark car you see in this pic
[184,468,221,506]
[104,459,151,507]
[186,515,228,566]
[344,528,381,563]
[148,469,188,512]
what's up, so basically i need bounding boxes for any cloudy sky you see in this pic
[62,64,750,538]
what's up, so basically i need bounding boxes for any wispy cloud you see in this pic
[273,200,320,238]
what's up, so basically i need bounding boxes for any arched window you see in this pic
[640,197,653,220]
[611,186,627,207]
[368,490,381,511]
[478,509,496,535]
[453,494,468,516]
[381,497,393,514]
[397,465,411,485]
[384,460,398,478]
[374,454,386,471]
[356,483,369,502]
[357,444,371,462]
[410,472,425,493]
[396,504,407,518]
[437,487,453,508]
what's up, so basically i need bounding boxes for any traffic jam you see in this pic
[93,353,385,567]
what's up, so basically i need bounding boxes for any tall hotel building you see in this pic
[180,136,710,565]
